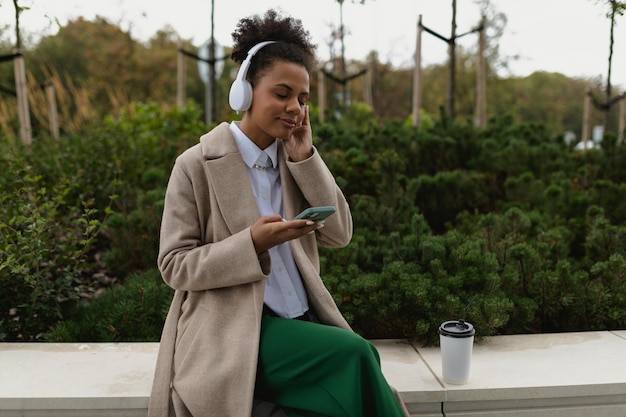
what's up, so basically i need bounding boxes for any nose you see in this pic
[286,97,302,116]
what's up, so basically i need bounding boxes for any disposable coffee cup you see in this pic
[438,319,475,384]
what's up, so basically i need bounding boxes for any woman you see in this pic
[148,9,409,417]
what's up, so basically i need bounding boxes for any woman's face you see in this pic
[240,60,309,149]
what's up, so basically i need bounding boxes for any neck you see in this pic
[239,117,275,150]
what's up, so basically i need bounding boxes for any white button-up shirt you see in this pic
[230,122,309,318]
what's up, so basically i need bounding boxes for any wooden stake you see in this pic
[13,50,31,145]
[412,15,423,127]
[177,41,186,107]
[619,94,625,144]
[45,79,59,139]
[317,67,326,123]
[474,16,487,127]
[364,57,373,109]
[581,90,591,148]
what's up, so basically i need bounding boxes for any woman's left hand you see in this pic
[283,105,313,162]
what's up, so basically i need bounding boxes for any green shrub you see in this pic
[45,269,172,342]
[102,101,206,191]
[98,102,206,276]
[0,171,108,340]
[5,104,626,344]
[0,101,203,341]
[103,187,166,276]
[322,213,513,344]
[314,113,626,343]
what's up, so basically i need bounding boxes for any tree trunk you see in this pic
[412,15,423,127]
[447,0,457,119]
[13,0,21,50]
[605,5,615,130]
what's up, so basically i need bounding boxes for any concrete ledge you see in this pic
[379,330,626,416]
[0,343,157,417]
[1,331,626,416]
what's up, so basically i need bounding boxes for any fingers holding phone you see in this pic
[251,215,317,254]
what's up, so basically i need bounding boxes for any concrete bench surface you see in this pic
[1,330,626,417]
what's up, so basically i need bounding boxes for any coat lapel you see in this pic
[201,123,259,235]
[199,125,307,237]
[278,142,305,220]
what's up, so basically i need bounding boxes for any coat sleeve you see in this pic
[157,150,270,292]
[286,147,353,249]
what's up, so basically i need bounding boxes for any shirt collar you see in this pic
[230,121,278,169]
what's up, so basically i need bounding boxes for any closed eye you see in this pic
[276,93,306,107]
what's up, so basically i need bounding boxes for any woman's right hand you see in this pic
[251,215,317,254]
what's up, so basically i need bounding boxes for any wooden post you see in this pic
[581,90,591,148]
[338,0,348,108]
[474,16,487,127]
[412,15,423,127]
[13,50,31,145]
[44,79,59,139]
[364,57,373,109]
[177,41,186,107]
[619,94,625,144]
[317,67,326,123]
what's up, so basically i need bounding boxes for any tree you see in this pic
[27,18,205,118]
[419,0,488,120]
[594,0,626,130]
[325,0,369,109]
[11,0,24,50]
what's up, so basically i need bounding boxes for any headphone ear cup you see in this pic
[229,40,276,112]
[229,79,253,112]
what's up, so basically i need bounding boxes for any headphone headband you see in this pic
[246,40,277,59]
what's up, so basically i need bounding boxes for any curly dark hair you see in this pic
[231,9,317,86]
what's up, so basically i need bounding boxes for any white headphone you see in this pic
[228,40,277,112]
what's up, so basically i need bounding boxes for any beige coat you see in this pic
[148,123,355,416]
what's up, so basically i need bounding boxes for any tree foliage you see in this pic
[1,14,623,140]
[25,18,204,114]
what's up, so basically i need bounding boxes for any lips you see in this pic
[280,118,297,128]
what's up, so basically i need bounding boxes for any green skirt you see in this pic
[255,314,405,417]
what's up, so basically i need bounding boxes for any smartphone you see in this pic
[294,206,336,221]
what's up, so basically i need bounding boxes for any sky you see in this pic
[2,0,625,90]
